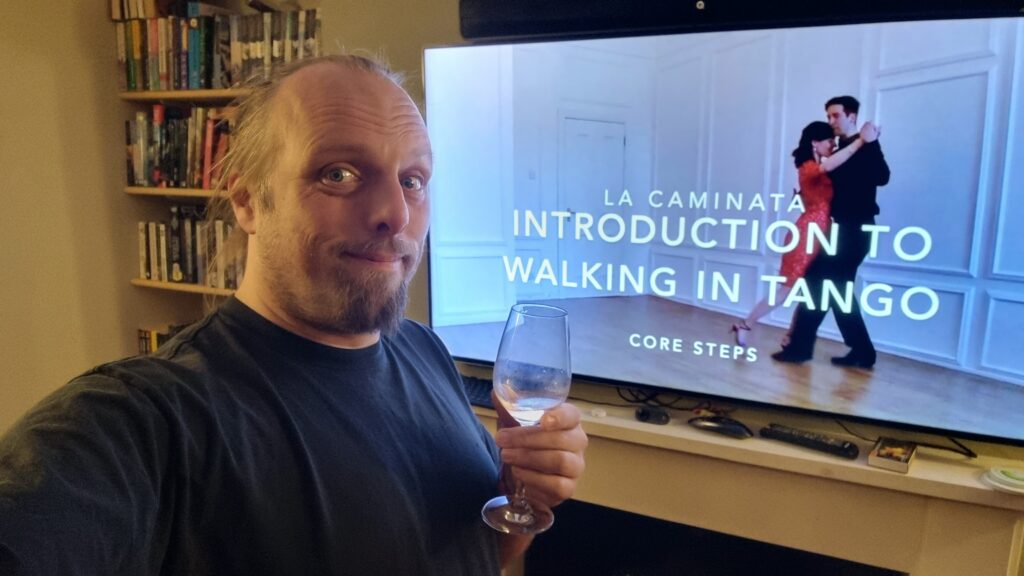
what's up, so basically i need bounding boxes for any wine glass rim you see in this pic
[511,303,568,318]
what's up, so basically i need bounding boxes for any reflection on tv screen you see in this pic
[424,16,1024,444]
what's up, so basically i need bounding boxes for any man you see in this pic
[0,55,587,574]
[773,95,890,368]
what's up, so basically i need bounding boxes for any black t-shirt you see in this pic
[0,298,501,575]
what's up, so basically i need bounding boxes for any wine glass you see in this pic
[481,303,571,534]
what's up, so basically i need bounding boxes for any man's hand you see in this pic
[492,392,588,509]
[860,121,881,143]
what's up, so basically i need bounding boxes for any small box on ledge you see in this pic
[868,438,917,473]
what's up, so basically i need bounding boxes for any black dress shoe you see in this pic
[830,352,876,369]
[771,350,812,364]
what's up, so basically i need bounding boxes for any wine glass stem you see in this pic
[507,478,534,523]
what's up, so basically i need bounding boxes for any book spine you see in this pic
[135,110,148,185]
[210,113,230,189]
[182,207,195,283]
[200,17,213,89]
[262,12,271,78]
[147,221,159,281]
[229,14,241,85]
[151,103,165,186]
[283,11,293,65]
[158,222,168,282]
[271,12,282,72]
[312,8,321,57]
[193,106,206,188]
[202,114,215,189]
[156,17,166,90]
[296,10,305,60]
[138,221,149,279]
[188,17,201,89]
[195,220,207,287]
[129,19,142,91]
[125,120,135,184]
[138,328,149,354]
[214,219,225,289]
[178,17,189,90]
[148,18,160,90]
[170,206,184,282]
[115,22,127,92]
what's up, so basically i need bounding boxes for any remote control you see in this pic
[759,423,860,459]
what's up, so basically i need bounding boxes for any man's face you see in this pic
[826,104,857,137]
[250,64,432,337]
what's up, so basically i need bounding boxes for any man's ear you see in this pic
[229,174,257,234]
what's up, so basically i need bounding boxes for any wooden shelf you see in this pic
[119,88,250,102]
[125,186,218,199]
[131,278,233,297]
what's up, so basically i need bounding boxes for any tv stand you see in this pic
[473,382,1024,575]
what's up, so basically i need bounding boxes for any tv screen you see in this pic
[423,15,1024,444]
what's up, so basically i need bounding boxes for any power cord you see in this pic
[835,420,977,459]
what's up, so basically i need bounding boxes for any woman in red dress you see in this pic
[732,120,870,346]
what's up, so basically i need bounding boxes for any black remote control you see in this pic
[759,423,860,459]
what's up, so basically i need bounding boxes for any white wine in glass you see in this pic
[481,303,571,534]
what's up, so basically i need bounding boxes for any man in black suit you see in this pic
[773,95,891,368]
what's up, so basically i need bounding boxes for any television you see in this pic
[422,7,1024,445]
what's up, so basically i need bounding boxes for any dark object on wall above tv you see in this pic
[460,0,1024,40]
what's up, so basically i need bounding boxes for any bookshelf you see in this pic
[130,278,233,297]
[126,186,216,199]
[113,4,324,352]
[120,88,250,102]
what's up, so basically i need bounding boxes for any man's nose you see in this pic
[368,178,410,235]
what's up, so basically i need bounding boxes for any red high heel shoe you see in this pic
[731,322,751,347]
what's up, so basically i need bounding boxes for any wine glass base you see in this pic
[481,495,554,535]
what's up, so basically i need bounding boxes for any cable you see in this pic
[835,419,977,459]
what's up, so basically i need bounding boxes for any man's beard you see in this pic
[261,231,419,340]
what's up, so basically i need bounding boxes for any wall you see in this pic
[0,0,136,431]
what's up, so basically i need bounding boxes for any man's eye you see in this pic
[401,176,424,192]
[323,167,355,184]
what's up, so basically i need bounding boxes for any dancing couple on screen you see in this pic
[732,95,891,369]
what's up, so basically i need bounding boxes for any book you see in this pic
[195,220,207,286]
[868,438,917,473]
[115,22,128,91]
[134,110,148,185]
[188,16,201,89]
[202,114,215,189]
[151,103,165,185]
[213,218,226,289]
[229,14,242,84]
[212,14,232,88]
[129,19,143,91]
[147,221,159,281]
[158,222,169,282]
[124,120,135,184]
[148,18,160,90]
[262,12,272,77]
[169,205,184,282]
[181,205,196,283]
[178,16,189,90]
[138,221,149,279]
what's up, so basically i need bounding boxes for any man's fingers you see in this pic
[508,466,578,508]
[500,448,586,479]
[496,423,588,452]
